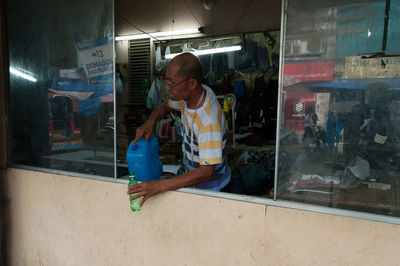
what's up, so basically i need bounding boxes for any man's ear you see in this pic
[188,78,198,91]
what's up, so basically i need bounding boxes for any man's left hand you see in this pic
[127,180,164,208]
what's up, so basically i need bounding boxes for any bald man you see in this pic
[127,53,231,207]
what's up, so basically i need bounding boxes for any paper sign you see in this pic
[75,39,113,81]
[374,133,387,144]
[344,56,400,79]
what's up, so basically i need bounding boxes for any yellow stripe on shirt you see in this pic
[198,140,222,150]
[204,98,212,116]
[198,122,221,134]
[168,100,185,111]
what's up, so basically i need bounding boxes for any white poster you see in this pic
[75,38,113,80]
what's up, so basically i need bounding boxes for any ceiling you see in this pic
[115,0,282,37]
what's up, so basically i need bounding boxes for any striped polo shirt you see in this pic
[168,85,231,190]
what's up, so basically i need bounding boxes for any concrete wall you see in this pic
[6,168,400,266]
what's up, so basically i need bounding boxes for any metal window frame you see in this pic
[0,0,9,169]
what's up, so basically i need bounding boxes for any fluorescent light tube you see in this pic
[116,28,200,41]
[9,67,37,82]
[164,45,242,59]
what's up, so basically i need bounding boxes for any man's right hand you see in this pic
[132,118,156,144]
[132,102,171,144]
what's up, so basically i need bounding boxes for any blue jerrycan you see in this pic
[126,137,163,182]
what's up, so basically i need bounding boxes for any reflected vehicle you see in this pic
[48,93,84,152]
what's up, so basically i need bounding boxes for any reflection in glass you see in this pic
[7,0,117,177]
[278,0,400,217]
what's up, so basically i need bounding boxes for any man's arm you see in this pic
[127,165,215,207]
[132,101,171,144]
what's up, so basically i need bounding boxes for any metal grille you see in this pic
[128,38,151,107]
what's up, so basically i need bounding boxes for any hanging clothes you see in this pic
[208,40,229,84]
[257,34,270,72]
[146,77,168,110]
[233,35,258,72]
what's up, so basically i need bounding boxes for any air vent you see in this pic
[128,39,151,107]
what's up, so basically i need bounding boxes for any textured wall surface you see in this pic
[6,168,400,266]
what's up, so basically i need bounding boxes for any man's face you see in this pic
[165,62,191,101]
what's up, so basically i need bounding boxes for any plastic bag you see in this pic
[146,78,168,110]
[155,45,163,72]
[234,35,257,72]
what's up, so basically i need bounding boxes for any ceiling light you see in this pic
[164,45,242,59]
[116,28,200,41]
[9,67,37,82]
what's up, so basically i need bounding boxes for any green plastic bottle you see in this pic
[128,174,142,212]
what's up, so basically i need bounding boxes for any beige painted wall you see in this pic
[5,168,400,266]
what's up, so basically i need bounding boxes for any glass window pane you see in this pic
[278,0,400,217]
[386,0,400,54]
[7,0,116,177]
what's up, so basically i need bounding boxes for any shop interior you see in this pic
[117,31,280,195]
[113,0,281,198]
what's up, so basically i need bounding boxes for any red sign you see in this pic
[284,61,334,83]
[284,90,315,130]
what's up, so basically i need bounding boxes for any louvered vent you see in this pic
[128,39,151,107]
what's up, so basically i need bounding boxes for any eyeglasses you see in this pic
[164,78,189,88]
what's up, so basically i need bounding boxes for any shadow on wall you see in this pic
[0,169,8,266]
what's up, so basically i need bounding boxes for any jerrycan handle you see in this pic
[128,141,140,152]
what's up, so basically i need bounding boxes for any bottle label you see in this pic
[128,174,142,211]
[131,198,141,209]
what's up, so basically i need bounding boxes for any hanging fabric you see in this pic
[257,34,270,72]
[155,45,163,72]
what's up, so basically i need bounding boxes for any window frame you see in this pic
[0,0,9,169]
